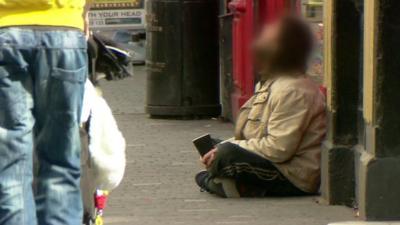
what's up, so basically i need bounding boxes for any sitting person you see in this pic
[195,15,327,197]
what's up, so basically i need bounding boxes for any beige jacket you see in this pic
[229,74,326,193]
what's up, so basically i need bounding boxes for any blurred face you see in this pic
[252,21,282,78]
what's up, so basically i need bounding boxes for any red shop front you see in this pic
[221,0,323,120]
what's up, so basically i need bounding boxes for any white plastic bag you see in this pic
[81,80,126,191]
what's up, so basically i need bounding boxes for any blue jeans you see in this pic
[0,28,87,225]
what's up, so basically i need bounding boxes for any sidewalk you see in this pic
[100,66,356,225]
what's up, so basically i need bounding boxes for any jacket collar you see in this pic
[256,78,277,93]
[256,72,306,93]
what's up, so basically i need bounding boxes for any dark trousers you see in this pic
[208,142,311,197]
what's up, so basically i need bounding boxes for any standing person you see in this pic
[195,16,327,198]
[0,1,91,225]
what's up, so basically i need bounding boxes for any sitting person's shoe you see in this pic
[195,171,240,198]
[195,171,210,192]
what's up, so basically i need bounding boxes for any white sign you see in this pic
[89,9,145,29]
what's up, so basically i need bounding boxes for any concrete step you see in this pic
[330,222,400,225]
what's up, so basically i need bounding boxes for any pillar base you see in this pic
[321,140,355,206]
[357,152,400,221]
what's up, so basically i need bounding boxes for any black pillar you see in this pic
[357,0,400,220]
[321,0,362,207]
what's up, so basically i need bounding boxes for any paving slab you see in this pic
[99,66,357,225]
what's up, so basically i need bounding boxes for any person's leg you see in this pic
[33,29,87,225]
[207,142,309,197]
[0,28,37,225]
[211,138,223,146]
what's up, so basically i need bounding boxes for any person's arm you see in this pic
[85,0,93,10]
[84,1,93,38]
[230,89,316,163]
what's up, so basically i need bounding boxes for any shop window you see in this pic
[300,0,324,84]
[302,0,323,22]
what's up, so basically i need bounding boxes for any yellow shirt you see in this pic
[0,0,88,30]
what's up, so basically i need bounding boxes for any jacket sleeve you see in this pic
[230,89,315,163]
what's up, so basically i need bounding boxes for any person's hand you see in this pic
[200,148,218,168]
